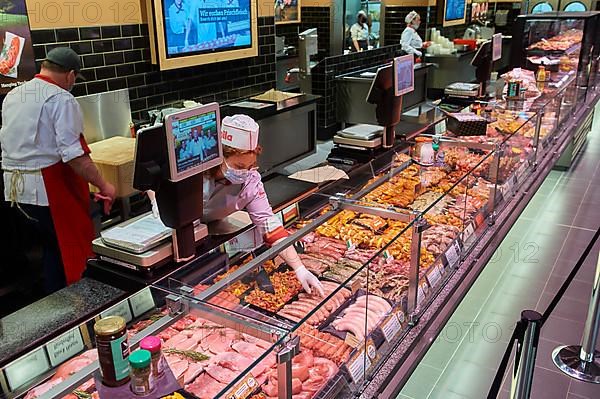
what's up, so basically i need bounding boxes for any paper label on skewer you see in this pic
[381,312,402,343]
[351,278,362,294]
[225,373,257,399]
[346,239,356,251]
[347,348,371,385]
[345,332,360,348]
[383,250,394,264]
[462,222,476,243]
[426,265,443,288]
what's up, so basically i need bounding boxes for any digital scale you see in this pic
[333,124,384,148]
[92,212,209,271]
[444,82,481,99]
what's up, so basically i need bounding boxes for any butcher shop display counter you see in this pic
[510,11,600,99]
[3,71,589,399]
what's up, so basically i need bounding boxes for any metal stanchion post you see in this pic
[552,251,600,383]
[511,310,543,399]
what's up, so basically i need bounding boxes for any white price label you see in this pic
[45,327,84,367]
[444,241,461,268]
[517,163,528,181]
[348,349,371,385]
[427,266,442,288]
[417,285,425,306]
[5,347,50,391]
[100,300,133,323]
[381,313,402,342]
[463,223,475,242]
[129,287,156,318]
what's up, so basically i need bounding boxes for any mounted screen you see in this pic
[443,0,467,27]
[393,54,414,97]
[165,103,223,181]
[148,0,258,70]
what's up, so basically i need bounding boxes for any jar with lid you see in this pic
[130,349,154,396]
[94,316,130,387]
[139,336,165,379]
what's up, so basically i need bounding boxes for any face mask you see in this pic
[222,160,252,184]
[413,23,420,30]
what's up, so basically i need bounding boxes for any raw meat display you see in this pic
[244,271,303,312]
[278,281,351,325]
[526,29,582,51]
[297,325,352,364]
[422,225,461,257]
[331,294,392,340]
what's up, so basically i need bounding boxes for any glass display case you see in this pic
[1,76,584,399]
[510,11,600,97]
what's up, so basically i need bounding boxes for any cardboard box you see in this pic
[89,137,137,198]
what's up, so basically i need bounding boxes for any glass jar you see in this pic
[129,350,154,396]
[94,316,130,387]
[139,336,164,379]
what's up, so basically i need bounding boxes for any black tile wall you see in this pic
[384,7,430,46]
[30,17,277,121]
[300,7,331,60]
[275,23,300,50]
[312,44,405,138]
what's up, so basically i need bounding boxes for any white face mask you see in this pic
[412,23,420,30]
[222,159,255,184]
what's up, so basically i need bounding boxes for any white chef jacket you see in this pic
[1,76,85,206]
[401,26,423,56]
[203,171,287,245]
[350,23,369,42]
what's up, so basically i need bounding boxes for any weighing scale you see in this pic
[329,124,384,165]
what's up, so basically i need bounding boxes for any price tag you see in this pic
[517,163,528,181]
[383,250,394,264]
[101,300,133,323]
[381,312,402,343]
[275,211,284,225]
[345,333,360,348]
[224,228,259,257]
[281,203,299,225]
[45,327,84,367]
[226,373,257,399]
[443,241,461,268]
[346,239,356,251]
[351,278,362,294]
[417,285,425,306]
[462,222,476,242]
[129,287,156,318]
[5,347,50,391]
[426,265,442,288]
[347,348,371,385]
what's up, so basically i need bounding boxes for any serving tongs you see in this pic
[241,261,275,294]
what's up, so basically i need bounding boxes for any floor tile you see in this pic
[536,292,589,322]
[529,366,572,399]
[567,393,593,399]
[543,276,593,302]
[568,378,600,398]
[398,364,442,399]
[540,315,585,345]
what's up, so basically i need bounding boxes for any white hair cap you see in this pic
[405,10,419,24]
[221,114,259,151]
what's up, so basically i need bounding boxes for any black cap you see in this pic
[45,47,86,81]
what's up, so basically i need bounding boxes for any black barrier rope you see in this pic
[487,225,600,398]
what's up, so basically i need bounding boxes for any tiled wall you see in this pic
[30,18,277,121]
[299,6,331,60]
[312,44,404,139]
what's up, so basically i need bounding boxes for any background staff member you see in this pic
[401,10,423,57]
[203,115,325,296]
[350,10,369,52]
[0,47,116,294]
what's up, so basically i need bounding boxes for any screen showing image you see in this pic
[394,55,414,96]
[445,0,466,22]
[162,0,252,58]
[0,0,36,95]
[171,110,220,174]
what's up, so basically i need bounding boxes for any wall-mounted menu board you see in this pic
[147,0,258,70]
[0,0,36,95]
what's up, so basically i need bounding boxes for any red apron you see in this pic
[42,135,94,285]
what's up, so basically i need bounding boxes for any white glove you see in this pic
[147,190,159,218]
[295,266,325,297]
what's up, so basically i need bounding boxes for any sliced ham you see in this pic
[164,333,188,348]
[205,364,238,384]
[310,357,338,381]
[183,362,205,385]
[24,377,64,399]
[186,373,227,399]
[243,333,271,349]
[168,359,189,380]
[211,351,253,371]
[232,341,266,359]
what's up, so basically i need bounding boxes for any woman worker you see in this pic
[203,115,325,297]
[350,10,369,52]
[400,10,423,58]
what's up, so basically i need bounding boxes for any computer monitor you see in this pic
[165,103,223,182]
[394,54,415,96]
[471,40,493,95]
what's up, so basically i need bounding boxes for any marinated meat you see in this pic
[231,341,265,359]
[185,373,227,399]
[205,364,239,384]
[183,362,205,384]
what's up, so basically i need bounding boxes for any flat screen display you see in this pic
[0,0,36,95]
[394,54,414,97]
[162,0,252,58]
[165,103,223,181]
[444,0,467,26]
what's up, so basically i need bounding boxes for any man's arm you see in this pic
[68,155,116,212]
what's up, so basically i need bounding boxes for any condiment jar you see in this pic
[94,316,130,387]
[139,336,165,379]
[129,350,154,396]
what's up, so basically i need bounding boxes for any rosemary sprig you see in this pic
[72,391,92,399]
[163,348,210,362]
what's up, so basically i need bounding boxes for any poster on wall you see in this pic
[0,0,36,95]
[275,0,301,24]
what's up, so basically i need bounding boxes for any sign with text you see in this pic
[100,299,133,323]
[129,287,156,318]
[45,327,85,367]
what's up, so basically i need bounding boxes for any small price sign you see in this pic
[129,287,156,318]
[347,348,371,385]
[443,241,461,268]
[100,300,133,323]
[462,222,476,243]
[381,312,402,343]
[426,265,443,288]
[45,327,84,367]
[226,374,257,399]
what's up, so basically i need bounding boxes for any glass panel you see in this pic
[564,2,587,12]
[532,2,553,13]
